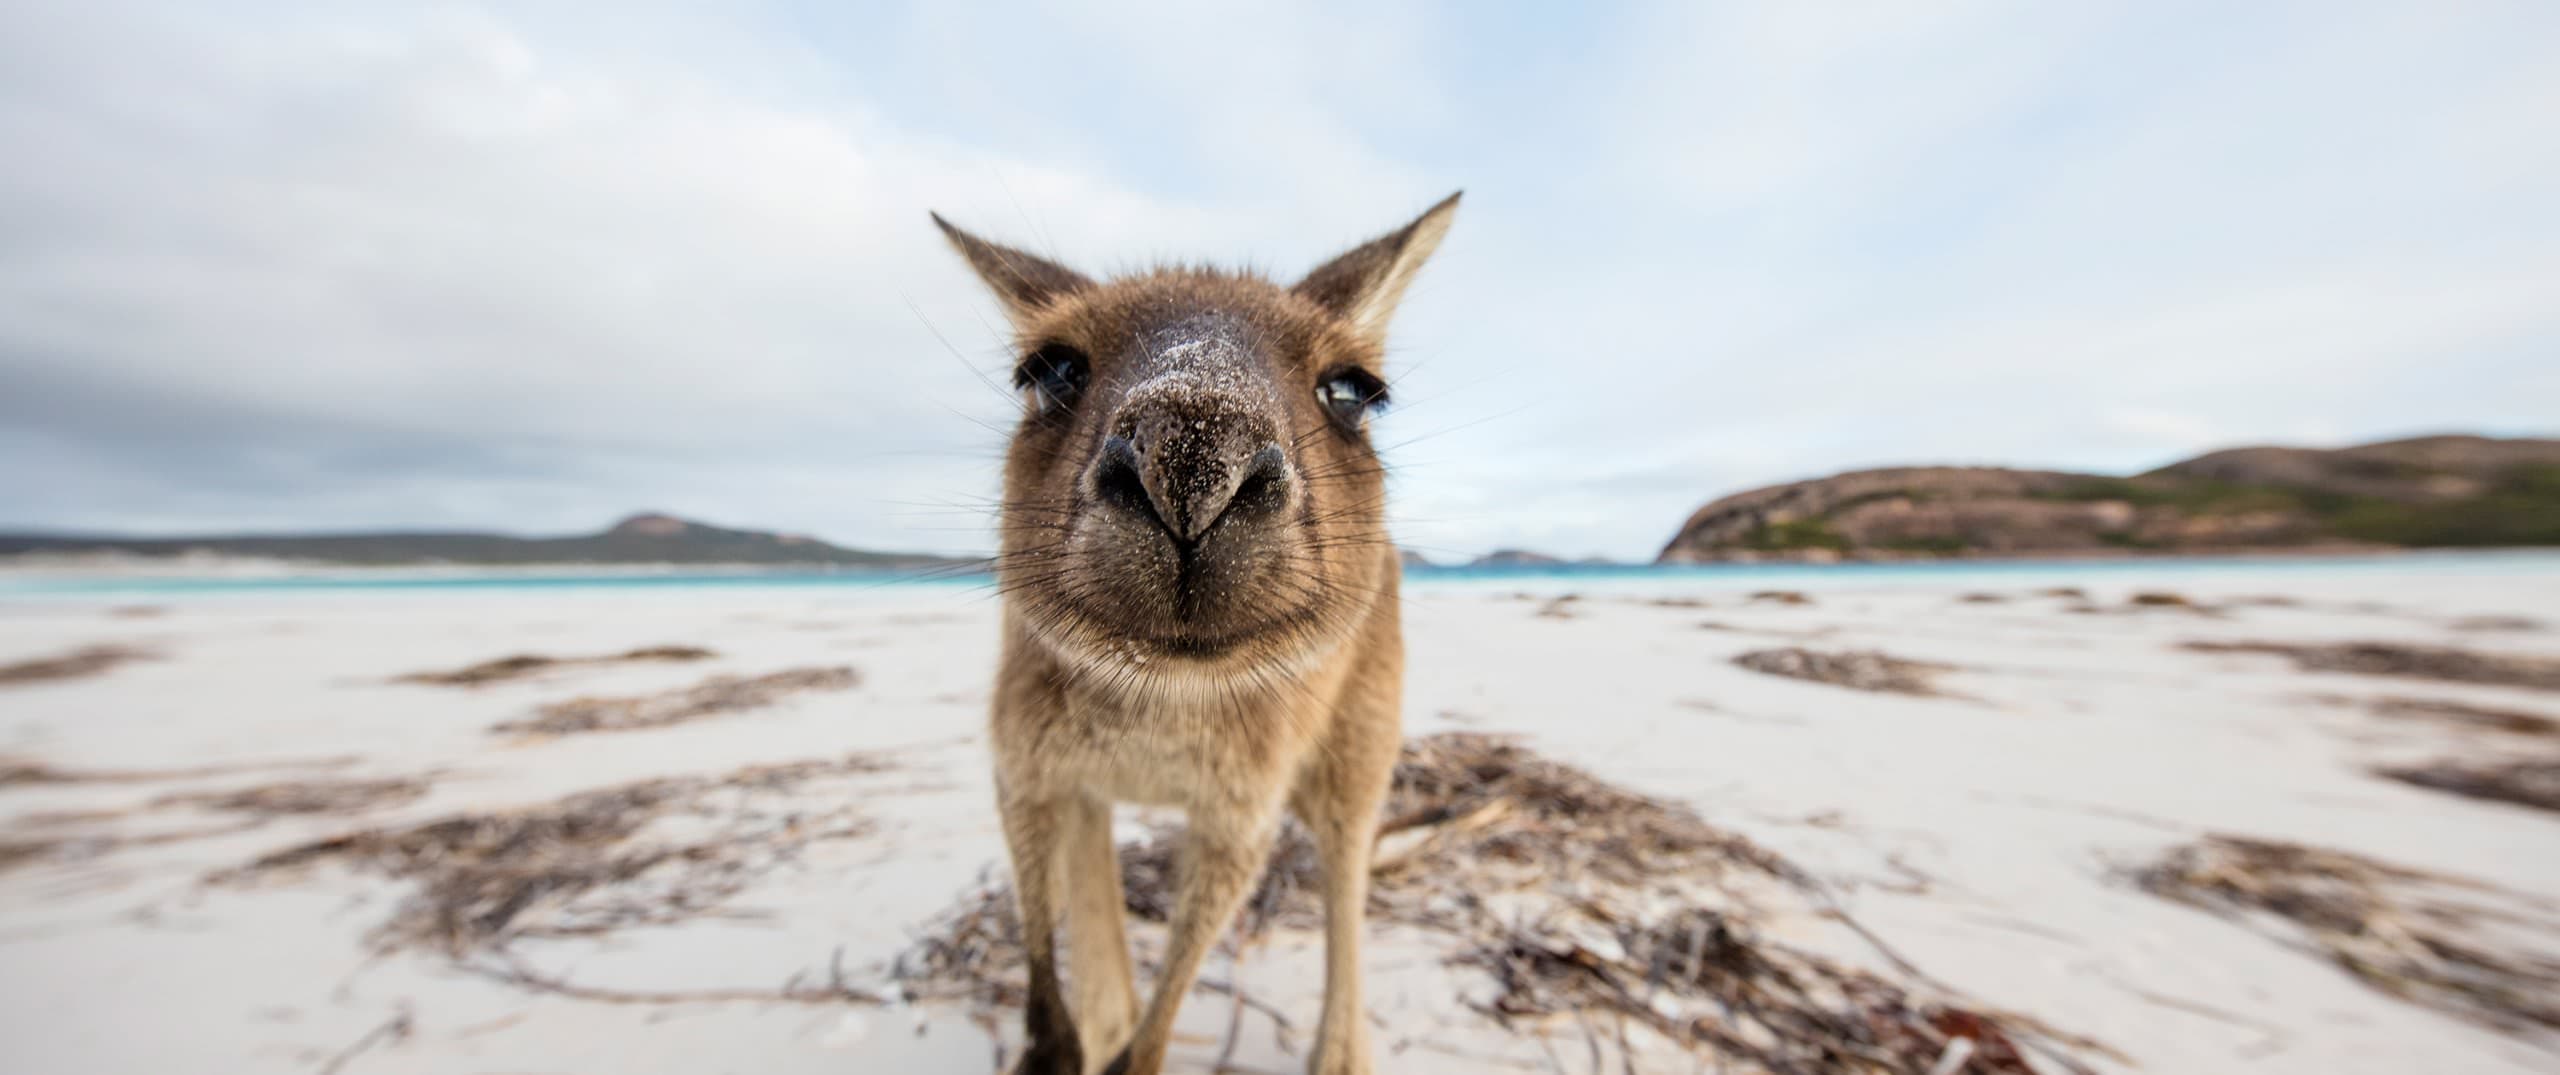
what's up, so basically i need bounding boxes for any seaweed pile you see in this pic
[1460,907,2085,1073]
[220,755,889,957]
[2183,641,2560,691]
[0,644,155,686]
[1732,649,1952,697]
[2375,759,2560,815]
[2126,591,2207,611]
[893,734,2098,1073]
[491,666,858,736]
[0,754,354,790]
[2363,696,2560,738]
[0,755,373,874]
[394,645,717,686]
[157,776,431,817]
[2133,835,2560,1035]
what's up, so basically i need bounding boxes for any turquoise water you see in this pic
[7,550,2560,599]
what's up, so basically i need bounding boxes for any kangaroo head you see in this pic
[936,194,1458,683]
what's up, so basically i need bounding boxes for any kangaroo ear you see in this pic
[930,213,1094,325]
[1293,191,1461,341]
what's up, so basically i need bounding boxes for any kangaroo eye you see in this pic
[1315,369,1389,428]
[1013,343,1089,413]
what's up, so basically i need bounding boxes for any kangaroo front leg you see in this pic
[998,786,1083,1075]
[1304,820,1381,1074]
[1295,752,1393,1074]
[1059,794,1139,1069]
[1101,819,1277,1075]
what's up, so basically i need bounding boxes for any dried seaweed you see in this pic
[2376,759,2560,814]
[2365,697,2560,738]
[471,945,884,1007]
[1460,906,2087,1074]
[2226,594,2304,609]
[2126,591,2202,610]
[2057,592,2226,616]
[1,753,356,791]
[395,645,718,686]
[219,754,889,956]
[893,734,2094,1073]
[492,666,857,736]
[157,776,430,817]
[0,759,59,788]
[1,820,262,874]
[1750,591,1815,606]
[1126,734,1803,939]
[1374,734,1807,896]
[316,1008,413,1075]
[894,874,1033,1010]
[2184,641,2560,691]
[2450,615,2544,633]
[2132,835,2560,1034]
[0,838,61,873]
[0,645,154,686]
[1732,649,1951,696]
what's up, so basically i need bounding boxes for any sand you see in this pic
[3,562,2558,1073]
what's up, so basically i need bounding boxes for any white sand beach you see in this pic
[4,561,2558,1074]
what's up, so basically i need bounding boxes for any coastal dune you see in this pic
[1657,435,2560,563]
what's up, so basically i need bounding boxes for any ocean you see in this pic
[6,549,2559,600]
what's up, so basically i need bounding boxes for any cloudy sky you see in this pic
[3,3,2555,561]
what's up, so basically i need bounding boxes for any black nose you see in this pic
[1091,419,1292,544]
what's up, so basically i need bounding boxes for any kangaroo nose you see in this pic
[1092,414,1292,543]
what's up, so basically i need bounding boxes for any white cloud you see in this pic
[2,2,2554,560]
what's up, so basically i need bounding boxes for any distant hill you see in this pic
[1657,435,2560,563]
[1471,548,1566,567]
[0,512,977,571]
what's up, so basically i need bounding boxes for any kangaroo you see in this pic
[932,193,1459,1075]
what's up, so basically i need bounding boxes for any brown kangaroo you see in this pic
[933,193,1459,1075]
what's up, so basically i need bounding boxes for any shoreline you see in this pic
[1653,540,2427,565]
[4,547,2558,602]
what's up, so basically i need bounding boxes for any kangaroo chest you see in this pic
[1046,692,1308,814]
